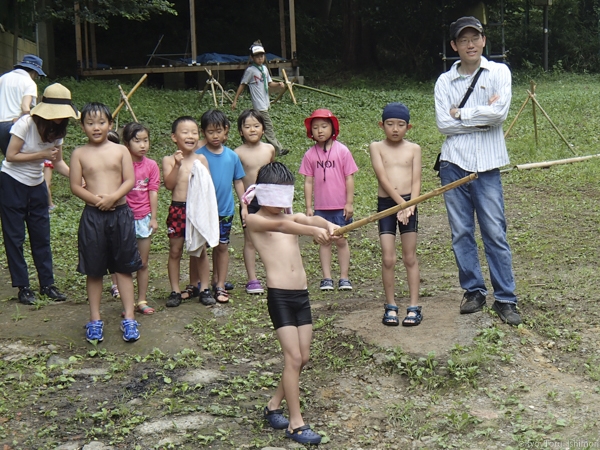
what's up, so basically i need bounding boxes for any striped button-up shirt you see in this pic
[434,56,512,173]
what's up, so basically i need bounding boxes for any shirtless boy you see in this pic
[70,102,143,343]
[234,109,275,294]
[369,102,423,327]
[244,162,337,445]
[163,116,215,307]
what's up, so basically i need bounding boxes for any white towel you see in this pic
[186,160,219,256]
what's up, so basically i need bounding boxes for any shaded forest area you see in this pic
[4,0,600,79]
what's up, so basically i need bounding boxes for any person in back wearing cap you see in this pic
[0,83,78,305]
[231,40,289,156]
[0,54,46,155]
[434,16,521,326]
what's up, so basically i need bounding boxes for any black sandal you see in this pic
[382,304,400,326]
[402,306,423,327]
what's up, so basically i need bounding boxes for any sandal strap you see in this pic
[290,424,311,433]
[384,304,398,312]
[406,306,422,313]
[265,407,284,416]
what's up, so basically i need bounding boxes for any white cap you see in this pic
[251,45,265,55]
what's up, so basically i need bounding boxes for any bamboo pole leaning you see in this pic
[333,173,478,236]
[113,74,147,117]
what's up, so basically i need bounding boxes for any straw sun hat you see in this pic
[30,83,80,120]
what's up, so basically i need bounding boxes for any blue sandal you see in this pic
[264,406,289,429]
[382,304,400,326]
[286,424,322,444]
[402,305,423,327]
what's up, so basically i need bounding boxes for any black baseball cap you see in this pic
[449,16,484,40]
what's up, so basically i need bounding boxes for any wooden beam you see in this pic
[74,2,83,73]
[189,0,197,64]
[279,0,287,59]
[289,0,297,60]
[80,61,295,77]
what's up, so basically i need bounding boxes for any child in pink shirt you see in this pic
[299,109,358,291]
[123,122,160,314]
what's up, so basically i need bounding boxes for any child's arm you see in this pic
[53,146,70,178]
[70,149,100,205]
[398,144,422,225]
[344,174,355,220]
[95,148,135,211]
[234,178,248,223]
[246,213,335,245]
[162,153,181,191]
[231,84,246,110]
[149,190,159,234]
[369,142,406,205]
[303,175,314,216]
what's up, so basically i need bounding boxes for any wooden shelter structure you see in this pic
[74,0,298,78]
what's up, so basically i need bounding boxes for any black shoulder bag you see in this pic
[433,67,484,175]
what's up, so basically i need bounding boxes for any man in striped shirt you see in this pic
[434,16,521,326]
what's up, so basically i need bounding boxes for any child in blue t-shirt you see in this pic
[196,110,246,303]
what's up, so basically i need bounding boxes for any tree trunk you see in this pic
[12,0,20,64]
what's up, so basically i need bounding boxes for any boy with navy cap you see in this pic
[434,16,521,326]
[0,55,46,155]
[369,102,423,327]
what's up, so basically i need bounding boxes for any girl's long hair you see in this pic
[32,115,69,143]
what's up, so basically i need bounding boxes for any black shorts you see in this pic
[267,288,313,330]
[378,195,418,236]
[239,196,260,227]
[167,201,186,239]
[77,204,143,277]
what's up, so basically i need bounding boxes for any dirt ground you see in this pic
[1,193,600,449]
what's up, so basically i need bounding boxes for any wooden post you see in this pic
[279,0,287,59]
[289,0,297,62]
[189,0,197,64]
[530,80,538,145]
[74,2,83,73]
[83,19,89,69]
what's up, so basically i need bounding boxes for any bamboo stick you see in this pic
[504,94,530,138]
[118,85,138,123]
[282,69,297,105]
[333,173,478,236]
[514,154,600,170]
[113,74,147,116]
[531,81,538,145]
[527,90,577,156]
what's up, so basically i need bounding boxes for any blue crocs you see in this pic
[264,406,289,430]
[286,424,322,444]
[120,319,140,342]
[85,320,104,343]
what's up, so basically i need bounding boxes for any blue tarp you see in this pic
[181,53,285,65]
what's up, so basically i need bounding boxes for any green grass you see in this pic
[2,72,600,448]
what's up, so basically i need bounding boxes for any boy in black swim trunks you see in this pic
[70,102,143,343]
[369,102,423,327]
[243,162,339,445]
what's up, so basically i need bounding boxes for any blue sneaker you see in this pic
[338,279,353,291]
[85,320,104,343]
[120,319,140,342]
[320,278,334,291]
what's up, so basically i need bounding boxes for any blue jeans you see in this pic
[440,162,517,304]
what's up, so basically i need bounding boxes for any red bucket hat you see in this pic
[304,109,340,140]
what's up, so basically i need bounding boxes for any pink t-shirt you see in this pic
[126,156,160,219]
[299,140,358,210]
